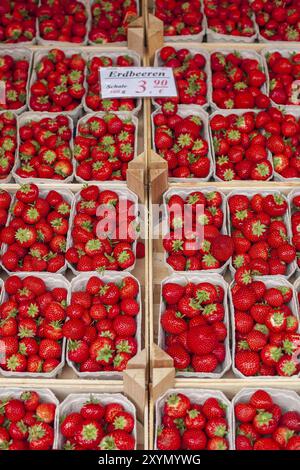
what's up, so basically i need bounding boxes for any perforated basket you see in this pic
[226,189,296,278]
[155,388,233,450]
[162,186,229,274]
[0,48,33,115]
[37,0,91,46]
[14,111,75,184]
[209,108,275,182]
[0,273,69,378]
[1,188,74,274]
[28,48,88,120]
[66,272,142,379]
[153,47,211,110]
[67,184,138,275]
[55,392,137,449]
[152,106,213,182]
[158,273,231,378]
[230,276,300,379]
[74,111,138,184]
[232,387,300,449]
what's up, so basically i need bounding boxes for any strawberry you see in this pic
[157,428,181,450]
[99,430,135,450]
[182,429,207,450]
[235,350,260,376]
[164,393,190,419]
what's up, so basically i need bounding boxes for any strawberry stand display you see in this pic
[162,187,233,273]
[36,0,90,46]
[0,48,33,115]
[88,0,140,45]
[210,50,270,111]
[155,389,233,450]
[152,0,206,42]
[14,112,74,184]
[28,48,87,118]
[153,46,210,108]
[233,388,300,450]
[209,109,274,182]
[230,276,300,379]
[152,107,213,181]
[1,185,74,273]
[289,190,300,270]
[0,388,59,450]
[158,273,231,378]
[0,273,69,378]
[263,49,300,107]
[74,112,138,183]
[0,111,18,184]
[64,273,142,379]
[55,393,137,450]
[227,189,297,278]
[65,184,139,274]
[204,0,257,43]
[84,50,142,114]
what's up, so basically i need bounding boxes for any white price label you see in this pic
[100,67,178,98]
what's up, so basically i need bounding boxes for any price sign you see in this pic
[99,67,178,98]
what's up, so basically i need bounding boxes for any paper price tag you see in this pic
[100,67,178,98]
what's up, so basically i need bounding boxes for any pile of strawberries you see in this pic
[38,0,88,43]
[86,54,137,112]
[251,0,300,41]
[229,192,296,276]
[1,184,71,273]
[156,47,207,106]
[0,189,11,237]
[204,0,255,38]
[0,275,67,374]
[252,107,300,179]
[291,194,300,268]
[161,279,228,374]
[0,111,17,180]
[0,390,56,450]
[154,109,211,179]
[266,51,300,106]
[157,393,230,450]
[211,111,273,181]
[29,49,86,113]
[64,275,140,374]
[235,389,300,450]
[211,51,269,109]
[0,0,37,43]
[17,114,73,181]
[60,397,135,450]
[154,0,204,37]
[0,52,30,111]
[89,0,138,44]
[65,185,137,272]
[232,278,300,377]
[75,113,136,182]
[163,191,233,271]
